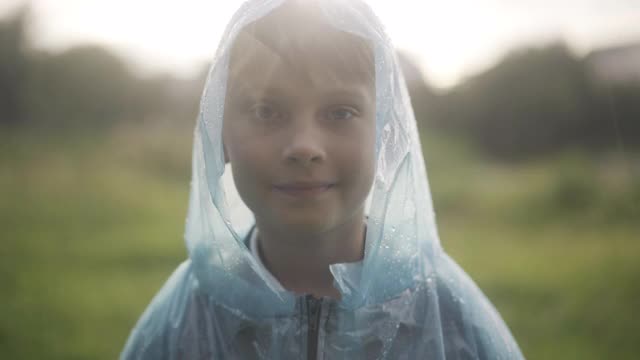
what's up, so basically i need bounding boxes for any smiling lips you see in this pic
[273,182,335,197]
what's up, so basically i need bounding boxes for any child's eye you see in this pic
[326,106,358,122]
[250,103,282,123]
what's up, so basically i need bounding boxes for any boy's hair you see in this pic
[227,1,375,93]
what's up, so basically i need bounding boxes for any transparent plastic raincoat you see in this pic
[121,0,524,358]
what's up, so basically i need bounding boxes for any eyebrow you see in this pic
[317,87,374,105]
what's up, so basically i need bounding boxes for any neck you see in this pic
[255,213,366,299]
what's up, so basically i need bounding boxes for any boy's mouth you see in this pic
[272,181,335,197]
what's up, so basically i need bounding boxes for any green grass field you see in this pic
[1,126,638,359]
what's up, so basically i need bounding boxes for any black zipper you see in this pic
[306,295,323,360]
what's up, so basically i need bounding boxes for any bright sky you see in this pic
[2,0,639,88]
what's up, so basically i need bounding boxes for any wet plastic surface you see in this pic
[121,0,524,358]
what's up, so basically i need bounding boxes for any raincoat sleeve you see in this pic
[436,254,520,359]
[121,262,196,360]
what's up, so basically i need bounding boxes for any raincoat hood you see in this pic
[190,0,432,314]
[122,0,524,358]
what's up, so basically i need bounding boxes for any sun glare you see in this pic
[3,0,639,87]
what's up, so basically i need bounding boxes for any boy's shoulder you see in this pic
[120,261,192,359]
[122,259,275,359]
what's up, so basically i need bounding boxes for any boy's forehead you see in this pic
[227,6,374,97]
[229,32,373,98]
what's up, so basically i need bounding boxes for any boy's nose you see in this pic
[282,126,325,166]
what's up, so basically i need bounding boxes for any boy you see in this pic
[122,1,524,359]
[222,4,375,300]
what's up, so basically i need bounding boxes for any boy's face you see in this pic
[223,30,376,235]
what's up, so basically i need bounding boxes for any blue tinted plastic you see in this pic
[121,0,524,358]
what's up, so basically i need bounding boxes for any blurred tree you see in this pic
[24,45,139,129]
[449,43,597,159]
[0,8,204,132]
[0,7,29,126]
[409,42,640,160]
[590,82,640,152]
